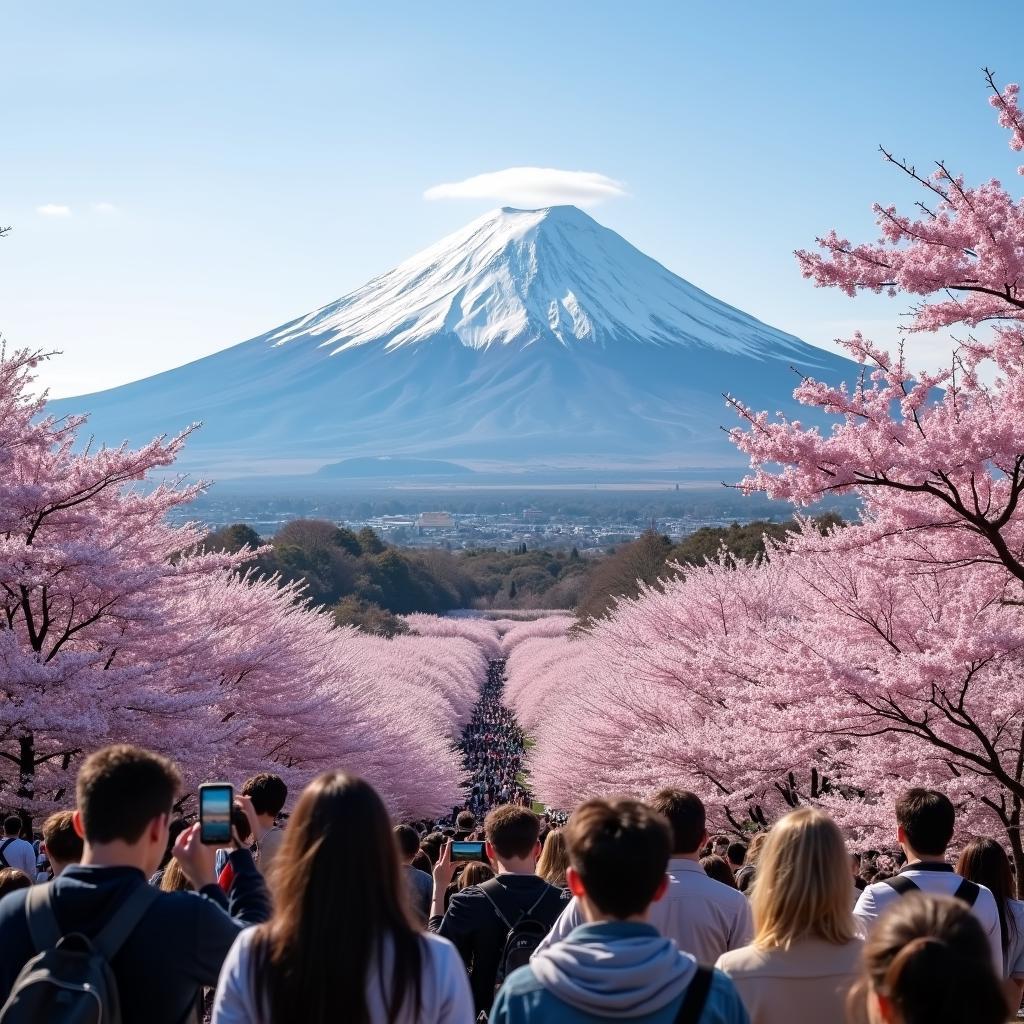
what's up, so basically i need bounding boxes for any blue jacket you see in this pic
[490,921,749,1024]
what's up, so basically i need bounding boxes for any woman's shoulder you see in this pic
[419,929,463,967]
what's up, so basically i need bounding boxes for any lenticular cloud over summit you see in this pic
[52,205,857,479]
[424,167,627,208]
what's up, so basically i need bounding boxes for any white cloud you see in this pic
[92,202,117,214]
[36,203,72,217]
[424,167,627,208]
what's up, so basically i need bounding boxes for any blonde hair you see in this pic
[752,807,855,949]
[537,828,570,888]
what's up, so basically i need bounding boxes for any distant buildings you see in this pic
[417,511,454,530]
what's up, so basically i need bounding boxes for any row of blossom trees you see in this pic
[513,70,1024,886]
[0,348,495,822]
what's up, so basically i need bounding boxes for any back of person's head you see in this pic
[420,831,444,866]
[458,861,495,890]
[648,789,705,855]
[752,807,855,949]
[0,868,31,897]
[536,827,569,887]
[956,837,1016,956]
[42,810,84,872]
[242,772,288,818]
[745,830,769,865]
[700,854,737,888]
[485,805,540,862]
[565,798,671,919]
[727,841,747,866]
[3,815,22,838]
[455,810,476,833]
[393,824,421,862]
[895,789,954,857]
[254,772,423,1022]
[76,745,181,845]
[159,858,193,893]
[854,892,1007,1024]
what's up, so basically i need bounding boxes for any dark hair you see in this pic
[458,861,495,890]
[3,816,21,837]
[895,789,954,857]
[956,837,1017,958]
[0,868,31,897]
[420,832,444,866]
[566,798,671,919]
[485,805,540,860]
[853,892,1006,1024]
[726,842,747,866]
[76,745,181,844]
[394,824,421,861]
[241,773,288,817]
[41,811,83,867]
[252,773,422,1024]
[159,818,191,870]
[232,805,252,844]
[649,789,705,855]
[455,810,476,832]
[700,854,738,888]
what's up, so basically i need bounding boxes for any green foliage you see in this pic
[576,529,674,622]
[332,597,410,637]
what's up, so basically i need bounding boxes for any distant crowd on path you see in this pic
[0,659,1018,1023]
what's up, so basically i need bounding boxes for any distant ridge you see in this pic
[316,457,474,478]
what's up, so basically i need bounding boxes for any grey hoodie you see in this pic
[529,921,697,1018]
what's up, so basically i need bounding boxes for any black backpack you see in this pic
[884,874,980,906]
[479,878,561,993]
[0,881,157,1024]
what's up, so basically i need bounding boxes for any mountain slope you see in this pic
[52,206,856,478]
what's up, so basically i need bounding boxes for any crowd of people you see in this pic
[0,660,1020,1023]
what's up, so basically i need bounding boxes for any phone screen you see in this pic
[199,783,234,846]
[451,840,486,863]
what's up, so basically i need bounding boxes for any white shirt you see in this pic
[534,857,753,965]
[0,837,38,882]
[853,863,1002,974]
[211,925,474,1024]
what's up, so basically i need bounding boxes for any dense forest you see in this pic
[204,514,842,634]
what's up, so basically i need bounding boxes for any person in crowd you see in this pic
[701,854,738,889]
[421,831,445,867]
[850,892,1007,1024]
[0,816,37,883]
[211,771,473,1024]
[0,745,270,1023]
[240,772,288,879]
[159,858,193,893]
[490,797,749,1024]
[150,816,191,887]
[0,868,32,899]
[852,853,867,892]
[735,832,767,895]
[396,823,433,926]
[537,790,752,965]
[727,843,747,877]
[715,807,863,1023]
[458,861,495,890]
[955,836,1024,1006]
[40,809,84,878]
[455,810,477,841]
[853,789,1002,972]
[537,827,569,890]
[216,803,255,891]
[430,804,567,1015]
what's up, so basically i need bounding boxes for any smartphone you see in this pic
[199,783,234,846]
[451,840,486,863]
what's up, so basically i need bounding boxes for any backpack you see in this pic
[674,966,713,1024]
[0,880,158,1024]
[883,873,980,906]
[0,839,13,870]
[479,878,561,992]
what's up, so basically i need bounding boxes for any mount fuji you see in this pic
[53,205,856,480]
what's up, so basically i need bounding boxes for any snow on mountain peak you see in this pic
[268,205,808,359]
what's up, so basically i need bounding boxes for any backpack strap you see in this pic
[883,874,921,896]
[674,965,713,1024]
[92,882,159,960]
[0,837,13,870]
[953,878,980,907]
[478,878,516,930]
[25,881,62,952]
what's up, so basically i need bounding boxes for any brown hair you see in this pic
[241,773,288,818]
[537,828,570,888]
[0,868,31,897]
[566,798,671,919]
[458,861,495,890]
[752,808,856,949]
[42,810,83,867]
[851,892,1006,1024]
[649,789,705,855]
[485,805,540,860]
[76,745,181,844]
[700,854,737,888]
[251,772,422,1024]
[956,837,1016,959]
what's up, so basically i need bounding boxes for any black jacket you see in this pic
[429,872,567,1013]
[0,849,269,1024]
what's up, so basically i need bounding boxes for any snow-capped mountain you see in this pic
[53,206,855,479]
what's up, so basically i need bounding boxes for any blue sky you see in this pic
[2,2,1019,397]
